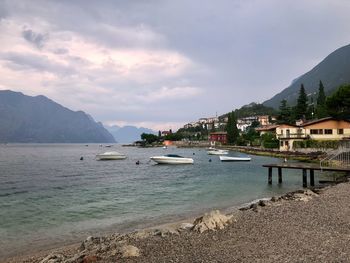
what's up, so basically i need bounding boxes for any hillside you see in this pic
[263,44,350,108]
[0,90,115,143]
[105,125,156,143]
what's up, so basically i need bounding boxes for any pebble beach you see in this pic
[4,181,350,263]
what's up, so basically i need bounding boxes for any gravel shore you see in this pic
[4,182,350,263]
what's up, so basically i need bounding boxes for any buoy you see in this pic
[209,159,212,162]
[136,160,140,165]
[193,152,195,155]
[284,158,287,163]
[80,157,84,161]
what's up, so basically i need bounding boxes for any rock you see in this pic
[270,196,278,202]
[40,253,65,263]
[64,253,85,263]
[154,227,179,237]
[258,199,269,207]
[82,255,98,263]
[119,245,140,258]
[179,222,194,230]
[192,210,234,233]
[80,236,101,251]
[127,230,152,239]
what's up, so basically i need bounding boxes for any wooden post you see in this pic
[302,169,307,188]
[268,167,272,185]
[278,167,282,184]
[310,169,315,187]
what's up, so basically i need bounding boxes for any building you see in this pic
[209,132,227,144]
[276,117,350,151]
[255,125,279,135]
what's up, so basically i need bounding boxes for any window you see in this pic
[280,141,284,147]
[338,129,344,134]
[324,129,333,135]
[310,129,323,135]
[285,141,289,146]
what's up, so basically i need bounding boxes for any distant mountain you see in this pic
[263,44,350,108]
[105,125,156,143]
[0,90,115,143]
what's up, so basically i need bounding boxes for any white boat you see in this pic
[150,154,194,164]
[207,149,229,155]
[219,156,251,162]
[96,151,127,160]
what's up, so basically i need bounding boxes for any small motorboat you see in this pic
[96,151,127,160]
[207,149,229,155]
[150,154,194,164]
[219,156,251,162]
[105,145,113,148]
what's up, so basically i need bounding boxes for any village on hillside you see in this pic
[142,83,350,152]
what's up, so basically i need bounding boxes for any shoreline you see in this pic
[5,180,349,262]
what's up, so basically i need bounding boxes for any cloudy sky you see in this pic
[0,0,350,130]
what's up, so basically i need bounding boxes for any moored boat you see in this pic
[150,154,194,164]
[96,151,127,160]
[219,156,251,162]
[207,149,229,155]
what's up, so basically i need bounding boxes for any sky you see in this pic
[0,0,350,131]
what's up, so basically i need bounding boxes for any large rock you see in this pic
[192,210,234,233]
[39,253,65,263]
[119,245,140,258]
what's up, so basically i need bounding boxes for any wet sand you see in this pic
[4,181,350,262]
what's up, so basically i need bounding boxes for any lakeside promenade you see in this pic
[5,181,350,262]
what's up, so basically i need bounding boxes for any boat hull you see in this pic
[150,156,194,164]
[207,150,229,155]
[219,156,251,162]
[96,151,127,160]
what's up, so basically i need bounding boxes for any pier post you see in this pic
[302,169,307,188]
[268,167,272,185]
[278,167,282,184]
[310,169,315,187]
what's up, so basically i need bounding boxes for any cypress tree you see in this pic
[226,111,239,144]
[277,99,292,124]
[316,81,328,118]
[295,84,308,120]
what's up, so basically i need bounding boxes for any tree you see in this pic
[277,99,292,124]
[141,133,158,144]
[226,111,239,144]
[326,84,350,119]
[295,84,308,120]
[316,81,328,118]
[158,130,161,138]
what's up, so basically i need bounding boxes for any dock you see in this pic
[263,163,350,187]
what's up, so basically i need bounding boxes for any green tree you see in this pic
[295,84,308,120]
[316,81,328,118]
[261,133,279,149]
[226,111,239,144]
[141,133,158,144]
[277,99,292,124]
[326,84,350,119]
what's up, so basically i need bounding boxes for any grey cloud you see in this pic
[22,29,49,49]
[0,52,75,76]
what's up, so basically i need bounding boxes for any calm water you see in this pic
[0,144,326,258]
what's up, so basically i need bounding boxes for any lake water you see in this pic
[0,144,326,258]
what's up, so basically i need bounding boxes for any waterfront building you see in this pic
[276,117,350,151]
[209,131,227,144]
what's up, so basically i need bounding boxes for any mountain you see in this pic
[0,90,115,143]
[263,44,350,108]
[105,125,156,143]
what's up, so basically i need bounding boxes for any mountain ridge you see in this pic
[263,44,350,108]
[0,90,115,143]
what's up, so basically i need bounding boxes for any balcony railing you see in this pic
[276,133,307,139]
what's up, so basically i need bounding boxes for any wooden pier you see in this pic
[263,163,350,188]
